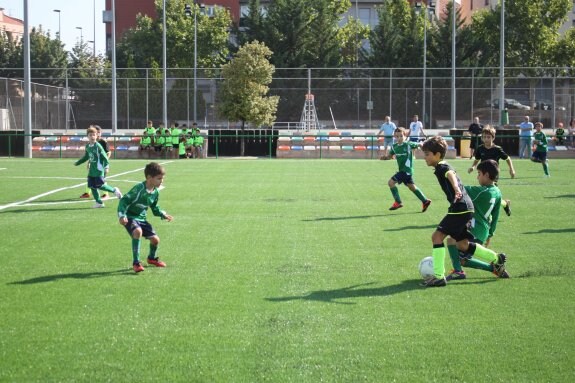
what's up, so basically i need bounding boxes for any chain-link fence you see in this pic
[1,67,574,132]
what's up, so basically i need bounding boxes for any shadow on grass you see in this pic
[544,194,575,199]
[8,269,132,285]
[384,224,438,231]
[302,214,387,222]
[522,228,575,235]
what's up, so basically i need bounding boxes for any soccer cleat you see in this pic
[422,199,432,213]
[491,253,507,277]
[445,269,467,281]
[147,257,166,267]
[494,269,511,279]
[92,202,105,208]
[389,202,403,211]
[79,193,90,198]
[420,277,447,287]
[101,194,109,200]
[113,187,123,199]
[133,262,144,273]
[503,200,511,216]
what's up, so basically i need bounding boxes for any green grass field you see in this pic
[1,157,574,382]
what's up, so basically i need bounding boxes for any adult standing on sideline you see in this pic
[468,117,483,159]
[518,115,534,159]
[408,114,426,143]
[569,118,575,147]
[377,115,397,157]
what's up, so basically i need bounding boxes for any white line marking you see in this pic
[0,161,173,211]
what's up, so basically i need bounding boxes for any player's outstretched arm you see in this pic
[506,158,516,178]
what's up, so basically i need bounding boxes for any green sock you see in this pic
[390,186,401,203]
[100,184,115,193]
[91,188,102,203]
[447,245,463,272]
[543,162,549,176]
[149,244,158,260]
[432,245,445,278]
[412,187,427,203]
[469,243,497,263]
[462,257,493,272]
[132,238,141,263]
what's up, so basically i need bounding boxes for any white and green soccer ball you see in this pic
[418,256,434,281]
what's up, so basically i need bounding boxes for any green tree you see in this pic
[218,41,279,156]
[0,30,22,77]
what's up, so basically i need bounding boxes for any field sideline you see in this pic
[0,158,574,382]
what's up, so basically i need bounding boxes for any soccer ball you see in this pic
[418,256,434,280]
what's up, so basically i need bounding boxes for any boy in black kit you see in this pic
[420,136,507,287]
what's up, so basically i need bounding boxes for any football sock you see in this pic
[432,244,445,278]
[543,162,549,176]
[132,238,141,263]
[149,244,158,259]
[462,257,493,272]
[466,242,497,263]
[390,186,401,203]
[91,188,102,204]
[99,184,116,193]
[447,245,463,272]
[412,187,427,203]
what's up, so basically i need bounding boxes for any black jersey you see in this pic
[473,144,508,163]
[433,161,474,213]
[98,138,110,154]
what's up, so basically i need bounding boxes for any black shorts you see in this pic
[124,219,157,239]
[532,151,547,162]
[436,212,475,242]
[391,171,414,185]
[154,145,163,152]
[87,176,106,189]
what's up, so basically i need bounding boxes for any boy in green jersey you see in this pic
[118,162,173,273]
[446,159,510,280]
[193,128,204,158]
[531,122,550,177]
[420,136,507,287]
[80,125,111,199]
[468,125,514,216]
[381,127,431,212]
[74,126,122,208]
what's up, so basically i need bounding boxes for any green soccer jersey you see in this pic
[389,141,419,173]
[465,184,502,242]
[117,182,166,222]
[75,142,109,176]
[194,135,204,147]
[533,131,548,152]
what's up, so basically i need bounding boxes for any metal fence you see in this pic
[1,67,574,133]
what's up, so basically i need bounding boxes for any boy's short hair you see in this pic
[147,120,153,124]
[145,162,166,178]
[394,126,406,135]
[86,126,97,135]
[421,135,447,158]
[91,124,102,133]
[535,122,543,128]
[482,125,496,138]
[477,159,499,181]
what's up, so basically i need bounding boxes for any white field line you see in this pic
[0,161,173,211]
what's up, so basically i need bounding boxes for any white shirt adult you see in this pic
[408,115,425,142]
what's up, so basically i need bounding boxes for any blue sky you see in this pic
[1,0,106,55]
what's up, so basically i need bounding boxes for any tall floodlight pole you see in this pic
[451,0,458,130]
[76,26,83,43]
[23,0,32,158]
[111,0,117,132]
[53,9,61,40]
[194,2,198,122]
[499,0,505,126]
[93,0,96,56]
[162,0,168,130]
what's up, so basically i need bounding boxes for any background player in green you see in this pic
[446,159,510,280]
[420,136,507,287]
[467,125,514,216]
[381,127,431,212]
[193,128,205,158]
[74,126,122,208]
[80,125,111,199]
[531,121,550,177]
[118,162,173,273]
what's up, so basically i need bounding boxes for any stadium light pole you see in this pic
[415,1,435,128]
[499,0,505,126]
[76,26,83,43]
[451,0,458,130]
[162,0,168,130]
[53,9,61,40]
[111,0,118,132]
[185,2,205,123]
[24,0,32,158]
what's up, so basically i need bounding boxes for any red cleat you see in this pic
[133,262,144,273]
[389,202,403,211]
[147,258,166,267]
[79,193,90,198]
[422,199,432,212]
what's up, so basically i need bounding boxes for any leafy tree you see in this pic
[218,41,279,156]
[0,30,22,78]
[238,0,267,46]
[338,16,370,67]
